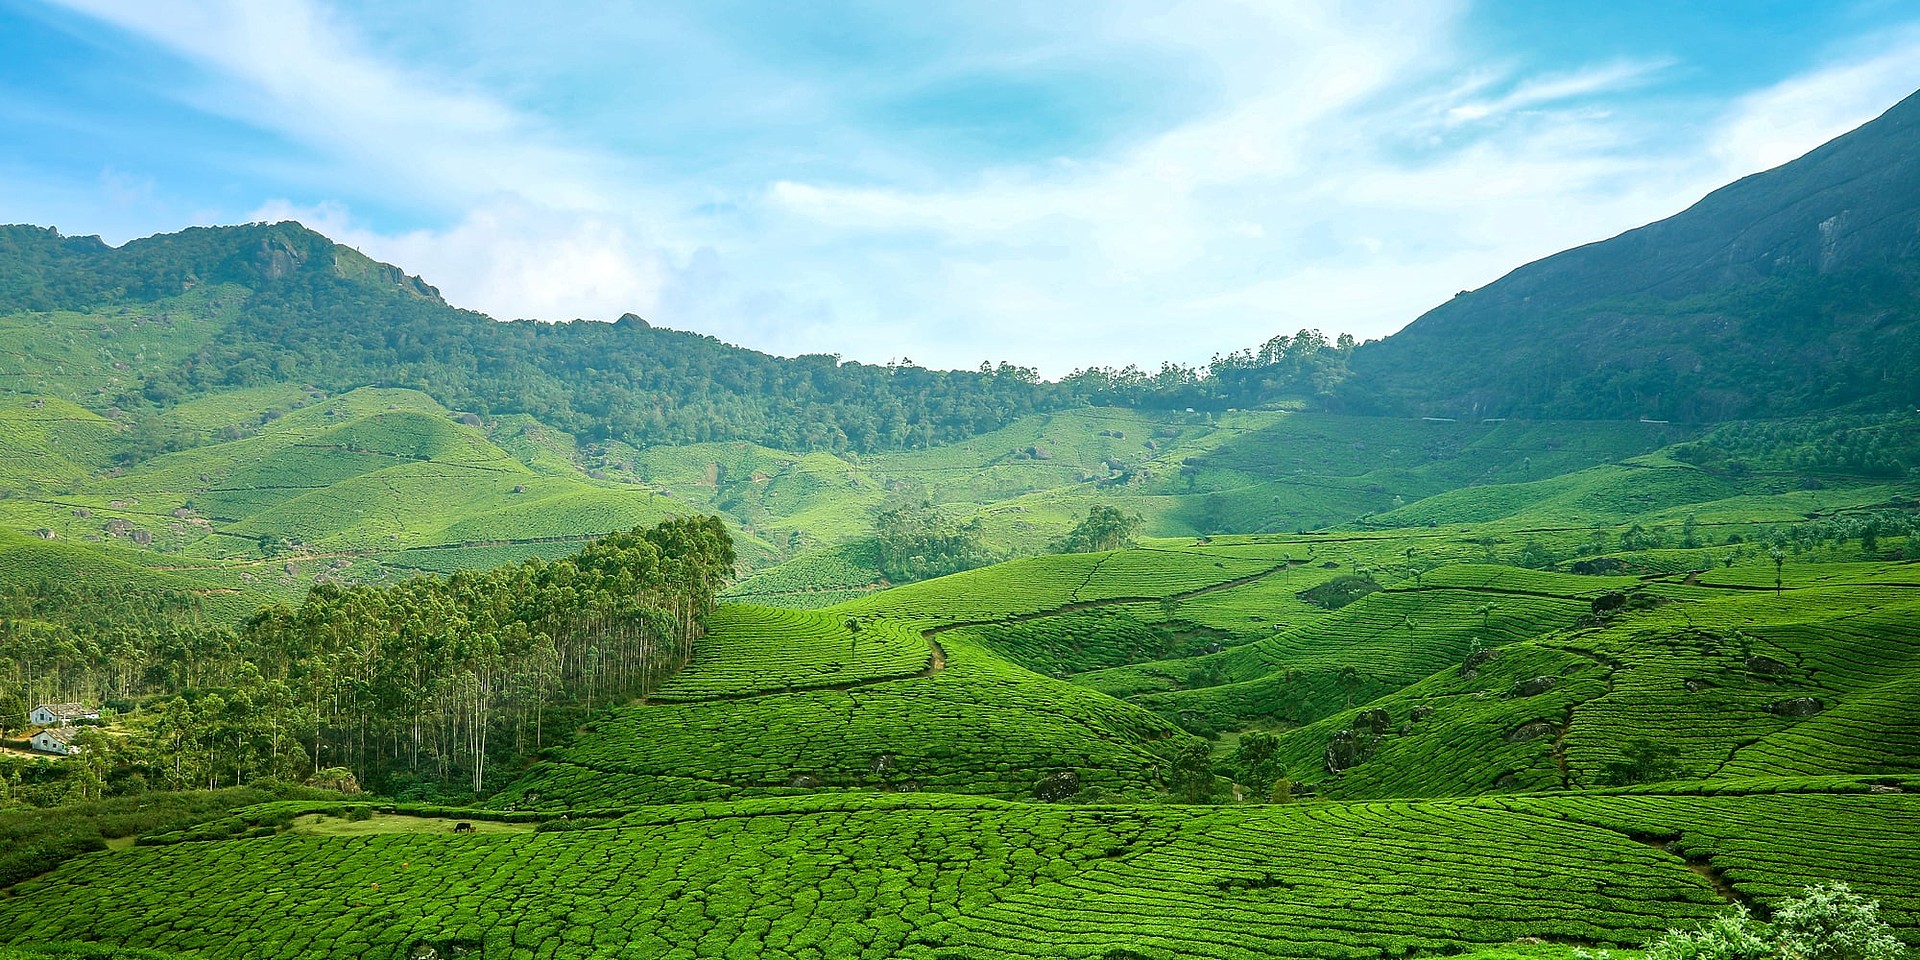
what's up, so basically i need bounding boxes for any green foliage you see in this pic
[868,496,993,583]
[1054,504,1142,554]
[1299,574,1380,610]
[0,783,324,889]
[1599,738,1688,786]
[1645,885,1906,960]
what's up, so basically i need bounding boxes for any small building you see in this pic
[29,727,82,756]
[29,703,99,726]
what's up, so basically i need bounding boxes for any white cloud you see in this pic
[49,0,613,212]
[43,0,1920,376]
[1708,26,1920,176]
[1444,59,1671,125]
[249,199,672,322]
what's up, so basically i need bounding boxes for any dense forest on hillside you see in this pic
[0,223,1357,457]
[0,517,733,801]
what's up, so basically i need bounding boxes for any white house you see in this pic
[28,702,99,726]
[29,727,82,756]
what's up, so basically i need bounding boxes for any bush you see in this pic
[1643,885,1905,960]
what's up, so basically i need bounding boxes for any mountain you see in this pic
[1343,88,1920,421]
[0,220,1064,455]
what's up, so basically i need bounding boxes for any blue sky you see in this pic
[4,1,1920,374]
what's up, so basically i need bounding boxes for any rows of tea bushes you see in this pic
[491,636,1192,808]
[1490,792,1920,938]
[965,608,1192,676]
[649,605,929,702]
[1718,674,1920,777]
[1560,585,1920,785]
[1252,643,1607,798]
[8,792,1913,959]
[834,548,1284,625]
[1081,584,1590,731]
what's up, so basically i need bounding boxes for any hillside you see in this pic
[1344,89,1920,421]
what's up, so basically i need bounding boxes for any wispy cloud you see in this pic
[28,0,1920,375]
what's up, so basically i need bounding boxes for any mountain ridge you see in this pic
[1343,88,1920,421]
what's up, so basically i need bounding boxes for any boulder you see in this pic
[1505,676,1559,699]
[1506,721,1559,743]
[1745,655,1794,676]
[1354,708,1391,734]
[1768,697,1824,717]
[1460,648,1499,678]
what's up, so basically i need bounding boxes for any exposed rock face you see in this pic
[1460,648,1499,678]
[1506,721,1559,743]
[1506,676,1559,699]
[1745,655,1794,676]
[1769,697,1824,717]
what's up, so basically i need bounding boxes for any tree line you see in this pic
[0,517,733,803]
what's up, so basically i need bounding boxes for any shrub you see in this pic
[1644,885,1905,960]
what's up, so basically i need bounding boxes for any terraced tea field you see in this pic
[492,633,1190,807]
[834,547,1287,625]
[650,605,931,702]
[3,791,1915,960]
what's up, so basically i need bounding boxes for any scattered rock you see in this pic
[1506,721,1559,743]
[786,774,821,789]
[869,753,897,774]
[1354,708,1391,735]
[1505,676,1559,699]
[128,529,152,545]
[31,528,56,540]
[1410,704,1435,722]
[1744,655,1793,676]
[511,484,527,494]
[1460,648,1500,678]
[1768,697,1824,717]
[1869,785,1905,794]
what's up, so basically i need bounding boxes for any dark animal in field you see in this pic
[453,822,475,834]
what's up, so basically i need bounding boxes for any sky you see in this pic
[3,1,1920,376]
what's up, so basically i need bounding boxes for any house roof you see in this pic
[33,702,95,718]
[34,727,81,746]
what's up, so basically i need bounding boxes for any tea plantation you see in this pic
[3,790,1917,959]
